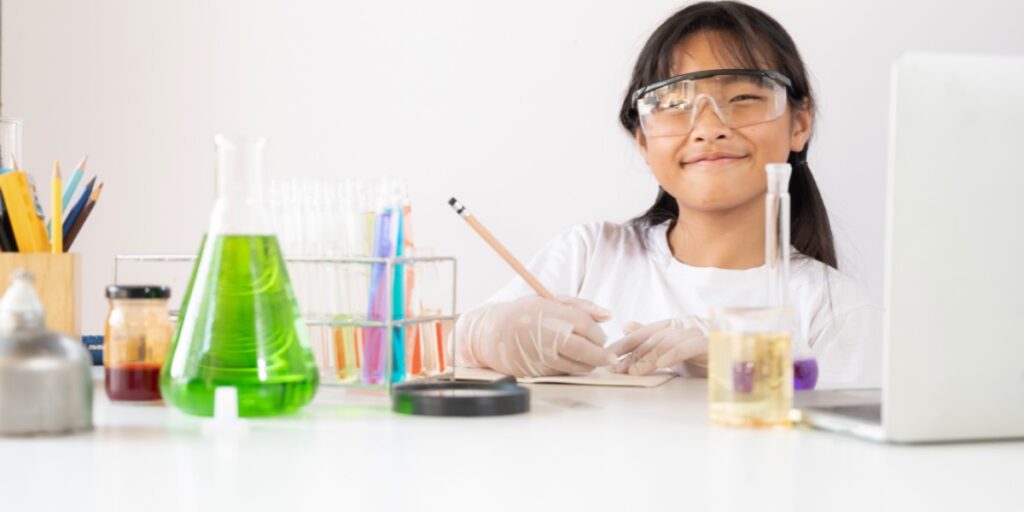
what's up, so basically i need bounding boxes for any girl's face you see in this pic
[636,32,812,214]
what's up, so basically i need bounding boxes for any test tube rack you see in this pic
[112,253,458,393]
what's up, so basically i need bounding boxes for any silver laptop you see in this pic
[796,52,1024,443]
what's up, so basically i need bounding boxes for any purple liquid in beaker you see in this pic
[793,358,819,390]
[732,361,756,393]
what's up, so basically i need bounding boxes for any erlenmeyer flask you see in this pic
[160,135,319,417]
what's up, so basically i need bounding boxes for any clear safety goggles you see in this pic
[632,69,793,138]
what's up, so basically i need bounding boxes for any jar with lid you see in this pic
[104,285,173,401]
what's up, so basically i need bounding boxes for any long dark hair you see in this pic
[620,1,837,268]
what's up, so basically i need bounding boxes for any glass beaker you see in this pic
[708,307,793,428]
[160,135,319,417]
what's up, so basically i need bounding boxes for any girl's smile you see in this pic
[681,151,750,169]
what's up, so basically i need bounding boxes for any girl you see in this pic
[455,1,881,389]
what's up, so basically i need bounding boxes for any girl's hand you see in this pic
[608,316,710,376]
[457,295,617,377]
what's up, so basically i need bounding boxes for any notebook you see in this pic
[454,367,676,388]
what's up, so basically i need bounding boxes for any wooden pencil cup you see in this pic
[0,253,81,339]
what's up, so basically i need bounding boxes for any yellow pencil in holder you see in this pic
[0,253,81,338]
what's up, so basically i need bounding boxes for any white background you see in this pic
[1,0,1022,334]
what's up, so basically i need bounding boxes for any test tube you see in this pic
[413,247,447,376]
[764,163,791,309]
[362,182,392,384]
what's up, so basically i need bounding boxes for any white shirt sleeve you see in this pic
[484,224,594,304]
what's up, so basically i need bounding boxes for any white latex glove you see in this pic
[456,295,617,377]
[608,316,710,376]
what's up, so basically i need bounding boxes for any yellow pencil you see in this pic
[51,161,62,253]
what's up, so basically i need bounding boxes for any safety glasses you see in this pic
[632,69,793,137]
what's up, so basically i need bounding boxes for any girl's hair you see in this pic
[620,1,837,269]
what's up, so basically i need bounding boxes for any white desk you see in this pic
[0,374,1019,512]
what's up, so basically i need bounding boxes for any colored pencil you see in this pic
[51,161,62,253]
[63,182,101,251]
[62,176,95,239]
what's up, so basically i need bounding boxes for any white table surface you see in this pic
[0,372,1019,512]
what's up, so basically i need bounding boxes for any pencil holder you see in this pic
[0,253,81,339]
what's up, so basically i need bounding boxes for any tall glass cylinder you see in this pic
[765,163,818,390]
[764,163,790,309]
[160,135,319,417]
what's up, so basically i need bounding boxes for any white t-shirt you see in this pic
[477,221,882,389]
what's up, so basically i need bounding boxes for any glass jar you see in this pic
[104,285,173,401]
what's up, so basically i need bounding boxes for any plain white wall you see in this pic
[2,0,1023,334]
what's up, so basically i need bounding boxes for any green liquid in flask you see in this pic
[161,234,319,417]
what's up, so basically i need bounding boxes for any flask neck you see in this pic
[210,135,272,235]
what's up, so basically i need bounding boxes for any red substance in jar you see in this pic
[105,363,163,401]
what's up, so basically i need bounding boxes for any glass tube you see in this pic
[0,118,22,172]
[764,163,818,390]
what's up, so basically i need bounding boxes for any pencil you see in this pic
[62,156,87,210]
[51,161,62,253]
[63,182,101,252]
[47,155,87,237]
[447,197,555,300]
[62,176,95,238]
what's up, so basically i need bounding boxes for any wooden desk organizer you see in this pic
[0,253,81,339]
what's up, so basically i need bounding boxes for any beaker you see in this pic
[708,307,793,428]
[160,135,319,417]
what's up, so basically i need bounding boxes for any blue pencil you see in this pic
[62,156,87,210]
[62,176,96,239]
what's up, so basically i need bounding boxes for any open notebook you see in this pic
[454,367,675,388]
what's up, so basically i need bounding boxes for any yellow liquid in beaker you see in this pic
[708,332,793,428]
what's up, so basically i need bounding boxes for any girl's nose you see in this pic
[689,96,730,142]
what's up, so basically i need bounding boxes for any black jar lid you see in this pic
[106,285,171,299]
[391,379,530,417]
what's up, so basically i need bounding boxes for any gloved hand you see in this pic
[608,316,710,376]
[456,295,617,377]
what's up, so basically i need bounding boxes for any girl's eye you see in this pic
[730,94,764,103]
[659,96,691,109]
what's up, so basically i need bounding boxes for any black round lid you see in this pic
[392,380,530,417]
[106,285,171,299]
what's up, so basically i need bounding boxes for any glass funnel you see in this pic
[160,135,319,417]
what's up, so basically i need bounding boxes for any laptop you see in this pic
[796,52,1024,443]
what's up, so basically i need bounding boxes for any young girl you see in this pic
[455,1,881,389]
